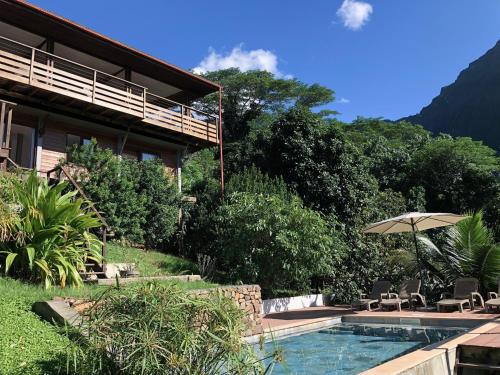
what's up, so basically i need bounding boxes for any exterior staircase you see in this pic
[455,344,500,375]
[46,164,111,282]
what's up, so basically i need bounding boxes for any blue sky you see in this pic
[30,0,500,122]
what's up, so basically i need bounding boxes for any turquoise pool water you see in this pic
[261,323,466,374]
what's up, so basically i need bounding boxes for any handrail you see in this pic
[0,35,147,90]
[0,35,219,143]
[147,92,217,121]
[46,164,110,231]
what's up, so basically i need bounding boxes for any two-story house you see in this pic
[0,0,222,192]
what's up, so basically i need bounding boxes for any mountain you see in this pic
[404,41,500,150]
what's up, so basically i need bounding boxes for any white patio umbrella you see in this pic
[363,212,469,292]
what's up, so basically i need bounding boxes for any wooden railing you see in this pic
[0,36,219,144]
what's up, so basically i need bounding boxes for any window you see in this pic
[67,134,91,148]
[9,124,35,168]
[66,134,81,148]
[140,152,158,161]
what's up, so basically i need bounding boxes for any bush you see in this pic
[212,192,345,297]
[0,172,102,288]
[68,283,274,374]
[138,159,179,249]
[67,140,179,248]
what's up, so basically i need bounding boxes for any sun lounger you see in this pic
[351,280,391,311]
[380,279,426,311]
[436,278,484,313]
[485,281,500,312]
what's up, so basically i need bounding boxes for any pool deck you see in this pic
[260,305,500,374]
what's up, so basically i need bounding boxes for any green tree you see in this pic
[406,136,499,213]
[261,107,376,224]
[196,68,335,143]
[213,192,345,297]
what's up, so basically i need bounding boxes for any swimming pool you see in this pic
[261,323,467,374]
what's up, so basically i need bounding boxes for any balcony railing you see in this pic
[0,36,218,144]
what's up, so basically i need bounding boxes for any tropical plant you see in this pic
[67,283,279,374]
[212,191,345,297]
[0,172,103,288]
[418,211,500,293]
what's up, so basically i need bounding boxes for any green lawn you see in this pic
[106,242,198,276]
[0,244,216,375]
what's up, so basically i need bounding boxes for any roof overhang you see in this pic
[0,0,220,100]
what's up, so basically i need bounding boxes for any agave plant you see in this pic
[418,211,500,292]
[0,172,103,288]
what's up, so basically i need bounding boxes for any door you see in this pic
[9,124,35,168]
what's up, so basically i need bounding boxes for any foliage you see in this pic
[67,283,276,374]
[418,211,500,293]
[196,68,335,143]
[138,159,180,249]
[260,107,376,224]
[106,242,198,276]
[67,140,146,243]
[67,140,180,248]
[226,165,294,202]
[0,290,70,375]
[406,136,499,214]
[212,192,345,297]
[0,172,102,288]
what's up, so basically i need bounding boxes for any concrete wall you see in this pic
[262,293,331,314]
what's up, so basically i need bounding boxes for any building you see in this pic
[0,0,223,191]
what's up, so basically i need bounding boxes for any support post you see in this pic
[176,149,183,194]
[218,87,224,196]
[35,115,47,173]
[411,219,426,298]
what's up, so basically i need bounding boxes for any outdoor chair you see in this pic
[436,278,484,313]
[485,280,500,312]
[351,280,391,311]
[380,279,426,311]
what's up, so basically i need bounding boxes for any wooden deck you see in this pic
[0,36,218,144]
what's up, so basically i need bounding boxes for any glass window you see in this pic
[141,152,158,161]
[82,138,92,146]
[66,134,81,148]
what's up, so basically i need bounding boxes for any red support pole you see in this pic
[218,87,224,196]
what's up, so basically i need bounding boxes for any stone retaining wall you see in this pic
[191,285,263,337]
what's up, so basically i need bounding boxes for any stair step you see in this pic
[79,271,106,275]
[457,362,500,371]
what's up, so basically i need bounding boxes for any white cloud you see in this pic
[194,45,286,77]
[336,0,373,30]
[338,97,350,104]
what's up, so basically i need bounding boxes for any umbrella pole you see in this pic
[411,220,425,297]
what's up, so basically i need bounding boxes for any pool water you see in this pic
[261,323,466,375]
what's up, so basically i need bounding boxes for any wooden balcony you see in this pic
[0,36,219,144]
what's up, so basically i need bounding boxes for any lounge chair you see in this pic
[485,280,500,312]
[436,278,484,313]
[351,280,391,311]
[380,279,426,311]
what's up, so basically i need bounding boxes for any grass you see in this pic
[0,244,217,374]
[106,242,198,276]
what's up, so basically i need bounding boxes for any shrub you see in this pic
[67,140,180,248]
[0,172,102,288]
[212,192,345,296]
[138,159,180,249]
[68,283,274,374]
[67,140,146,243]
